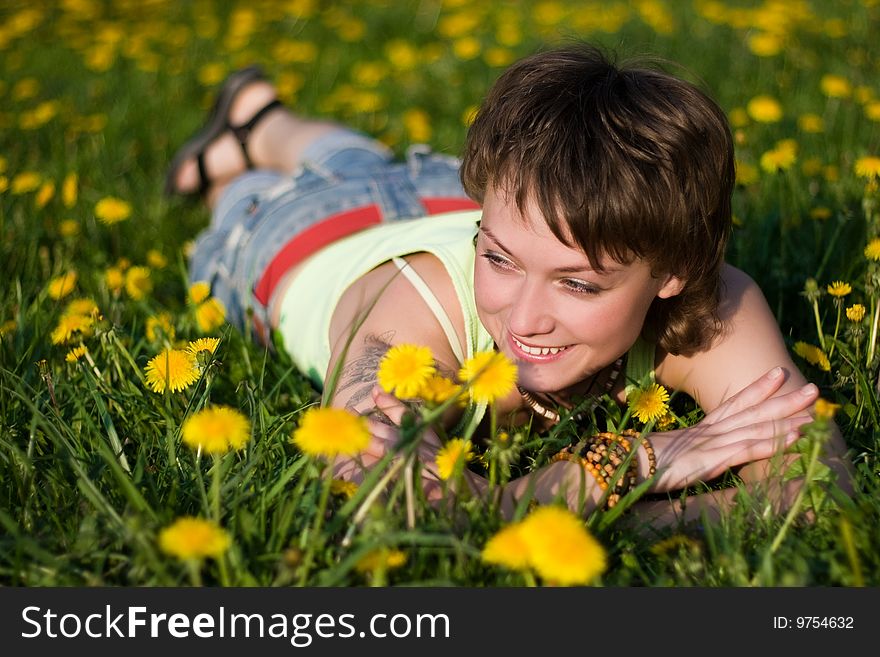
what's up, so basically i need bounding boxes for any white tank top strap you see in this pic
[392,256,465,364]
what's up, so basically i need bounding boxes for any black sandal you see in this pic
[164,65,284,197]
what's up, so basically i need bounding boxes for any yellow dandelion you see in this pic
[760,145,797,173]
[793,341,831,372]
[417,374,462,405]
[864,238,880,261]
[47,271,77,300]
[35,181,55,208]
[517,506,607,586]
[124,266,152,301]
[854,156,880,179]
[64,297,99,318]
[846,304,866,322]
[403,108,432,143]
[866,101,880,122]
[146,313,175,342]
[146,249,167,269]
[62,173,78,208]
[802,157,823,177]
[105,266,124,293]
[51,313,94,345]
[195,298,226,332]
[814,398,841,421]
[65,345,89,363]
[826,281,851,297]
[144,348,200,393]
[355,548,408,574]
[115,257,131,271]
[628,383,670,424]
[459,350,518,405]
[481,523,531,572]
[734,160,759,186]
[188,281,211,304]
[158,517,230,561]
[435,438,474,481]
[187,337,220,355]
[0,176,7,194]
[291,406,370,459]
[820,74,851,99]
[809,207,832,221]
[0,319,17,337]
[11,171,41,194]
[746,95,783,123]
[94,196,132,225]
[59,219,80,237]
[747,31,782,57]
[797,113,824,133]
[728,107,749,128]
[182,406,251,454]
[330,478,359,499]
[377,344,436,398]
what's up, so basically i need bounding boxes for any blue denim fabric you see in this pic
[188,128,470,333]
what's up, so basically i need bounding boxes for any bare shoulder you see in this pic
[326,252,466,416]
[656,264,806,411]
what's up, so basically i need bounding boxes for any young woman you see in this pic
[167,44,852,527]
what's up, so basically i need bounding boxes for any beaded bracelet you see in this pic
[551,429,658,509]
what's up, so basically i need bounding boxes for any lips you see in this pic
[509,334,570,361]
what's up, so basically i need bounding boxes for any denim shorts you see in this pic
[188,128,478,338]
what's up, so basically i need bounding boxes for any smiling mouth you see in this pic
[511,336,569,356]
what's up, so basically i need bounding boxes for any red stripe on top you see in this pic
[253,204,382,305]
[422,197,481,215]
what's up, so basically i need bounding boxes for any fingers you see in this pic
[707,383,819,435]
[371,385,408,425]
[702,367,786,425]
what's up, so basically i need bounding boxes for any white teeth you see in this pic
[513,337,567,356]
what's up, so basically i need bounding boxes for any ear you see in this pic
[656,274,685,299]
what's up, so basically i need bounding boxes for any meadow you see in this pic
[1,0,878,586]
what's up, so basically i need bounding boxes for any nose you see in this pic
[507,278,554,337]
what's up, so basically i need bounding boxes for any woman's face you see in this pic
[473,186,683,394]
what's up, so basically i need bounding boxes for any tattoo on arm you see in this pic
[337,333,394,411]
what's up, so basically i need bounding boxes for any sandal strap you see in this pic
[229,98,284,169]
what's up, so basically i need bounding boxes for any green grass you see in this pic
[1,0,879,586]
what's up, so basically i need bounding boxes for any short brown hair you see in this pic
[461,43,734,355]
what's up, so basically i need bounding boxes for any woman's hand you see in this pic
[643,367,818,492]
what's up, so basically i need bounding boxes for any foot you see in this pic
[167,78,282,196]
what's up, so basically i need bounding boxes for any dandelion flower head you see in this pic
[188,337,220,355]
[377,343,436,398]
[144,348,200,393]
[517,506,607,586]
[826,281,851,297]
[793,341,831,372]
[189,281,211,305]
[481,522,531,572]
[864,238,880,261]
[95,196,132,225]
[435,438,474,481]
[158,517,230,561]
[47,272,77,300]
[846,304,866,322]
[459,350,518,405]
[291,406,370,459]
[855,156,880,179]
[182,406,251,454]
[628,383,670,423]
[195,298,226,332]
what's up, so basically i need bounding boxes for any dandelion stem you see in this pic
[812,298,826,350]
[867,298,879,367]
[186,559,202,587]
[211,454,222,523]
[829,303,842,358]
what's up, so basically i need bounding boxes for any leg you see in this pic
[169,75,342,204]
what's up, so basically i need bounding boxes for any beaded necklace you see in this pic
[516,356,624,424]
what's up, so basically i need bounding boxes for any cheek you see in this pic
[473,265,508,315]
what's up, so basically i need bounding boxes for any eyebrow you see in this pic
[479,226,619,275]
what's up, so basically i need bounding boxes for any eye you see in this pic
[562,278,600,295]
[480,251,516,271]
